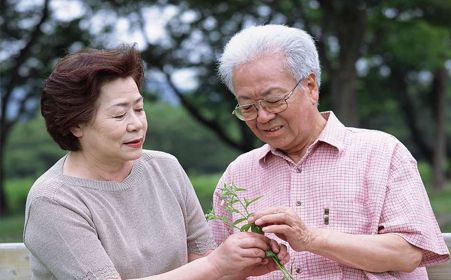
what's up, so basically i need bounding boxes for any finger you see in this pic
[277,244,289,263]
[262,224,293,235]
[248,207,286,222]
[254,212,295,227]
[269,239,279,253]
[238,235,270,251]
[240,256,266,267]
[239,248,267,259]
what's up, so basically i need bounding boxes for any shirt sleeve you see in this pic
[24,196,120,279]
[378,142,450,266]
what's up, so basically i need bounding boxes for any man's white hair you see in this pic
[218,24,321,94]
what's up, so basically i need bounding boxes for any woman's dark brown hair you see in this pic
[41,45,144,151]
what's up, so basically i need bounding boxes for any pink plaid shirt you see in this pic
[209,111,450,279]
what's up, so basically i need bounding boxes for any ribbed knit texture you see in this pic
[24,150,216,279]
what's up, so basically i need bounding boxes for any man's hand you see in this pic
[249,207,316,252]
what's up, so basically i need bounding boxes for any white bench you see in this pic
[1,234,450,279]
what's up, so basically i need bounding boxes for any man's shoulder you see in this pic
[342,127,411,158]
[345,126,400,145]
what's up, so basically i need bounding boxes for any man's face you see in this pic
[232,52,320,155]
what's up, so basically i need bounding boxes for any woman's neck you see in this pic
[63,152,133,182]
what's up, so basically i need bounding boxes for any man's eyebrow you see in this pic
[110,96,144,108]
[236,87,286,101]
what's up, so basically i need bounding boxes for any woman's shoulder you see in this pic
[27,157,66,201]
[141,149,176,159]
[140,149,182,168]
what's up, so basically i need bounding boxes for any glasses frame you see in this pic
[232,78,304,121]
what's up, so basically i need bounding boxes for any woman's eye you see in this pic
[114,114,126,119]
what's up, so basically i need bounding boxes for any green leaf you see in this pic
[233,217,248,226]
[250,223,264,234]
[240,223,251,232]
[246,196,262,206]
[265,250,276,258]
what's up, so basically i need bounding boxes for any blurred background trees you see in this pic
[1,0,450,217]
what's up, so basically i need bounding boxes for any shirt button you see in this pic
[296,167,302,173]
[296,267,302,274]
[296,201,302,206]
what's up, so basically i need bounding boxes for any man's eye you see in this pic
[240,105,254,111]
[264,96,284,104]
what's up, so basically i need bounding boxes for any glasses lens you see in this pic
[233,106,256,121]
[262,99,288,114]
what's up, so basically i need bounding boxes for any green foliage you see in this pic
[4,101,237,180]
[5,117,65,179]
[5,178,33,214]
[206,184,294,279]
[0,214,25,242]
[190,173,220,212]
[1,174,451,242]
[145,102,239,174]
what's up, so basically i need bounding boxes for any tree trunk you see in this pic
[318,0,367,127]
[330,69,359,126]
[431,67,447,189]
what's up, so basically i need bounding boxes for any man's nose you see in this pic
[255,103,276,123]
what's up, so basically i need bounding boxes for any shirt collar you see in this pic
[258,111,346,166]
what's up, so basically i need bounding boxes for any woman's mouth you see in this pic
[124,138,143,149]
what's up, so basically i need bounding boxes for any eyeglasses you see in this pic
[232,78,304,121]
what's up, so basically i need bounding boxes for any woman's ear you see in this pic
[70,125,83,138]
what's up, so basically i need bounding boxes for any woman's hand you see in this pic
[249,207,317,252]
[207,232,268,276]
[206,232,289,278]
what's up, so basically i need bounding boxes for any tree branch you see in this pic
[1,0,50,133]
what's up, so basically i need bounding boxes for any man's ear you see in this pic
[306,73,319,104]
[70,125,83,138]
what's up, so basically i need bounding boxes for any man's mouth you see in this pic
[264,125,283,132]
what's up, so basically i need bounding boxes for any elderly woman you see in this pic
[23,45,288,279]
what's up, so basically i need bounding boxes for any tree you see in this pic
[0,0,94,214]
[1,0,450,215]
[365,4,451,188]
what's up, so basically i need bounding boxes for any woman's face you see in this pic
[72,76,147,165]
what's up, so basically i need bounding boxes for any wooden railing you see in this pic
[1,233,450,279]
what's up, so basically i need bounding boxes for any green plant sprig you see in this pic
[206,184,294,280]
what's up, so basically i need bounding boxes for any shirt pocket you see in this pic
[318,201,371,234]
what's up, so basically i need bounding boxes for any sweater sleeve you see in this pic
[173,162,217,255]
[24,196,120,279]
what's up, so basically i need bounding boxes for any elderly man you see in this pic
[209,24,450,279]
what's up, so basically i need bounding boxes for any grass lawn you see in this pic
[1,175,451,243]
[0,213,24,243]
[426,185,451,232]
